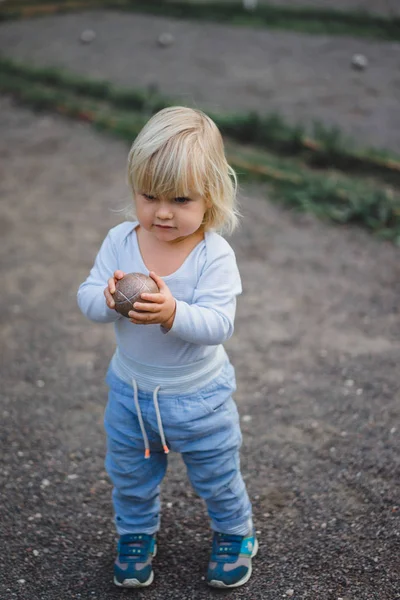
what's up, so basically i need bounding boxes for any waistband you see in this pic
[110,345,227,394]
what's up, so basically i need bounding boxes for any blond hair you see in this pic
[127,106,239,234]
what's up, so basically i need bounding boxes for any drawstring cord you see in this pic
[153,386,170,455]
[132,379,150,459]
[132,379,169,459]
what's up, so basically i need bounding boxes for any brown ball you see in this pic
[113,273,159,318]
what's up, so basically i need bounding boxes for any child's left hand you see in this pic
[128,271,176,330]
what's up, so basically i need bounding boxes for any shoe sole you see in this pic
[113,544,157,588]
[114,570,154,588]
[207,537,259,589]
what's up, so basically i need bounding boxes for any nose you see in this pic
[156,201,173,220]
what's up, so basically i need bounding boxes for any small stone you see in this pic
[17,451,24,457]
[67,474,78,480]
[41,479,50,487]
[36,380,45,388]
[17,579,25,584]
[33,550,39,557]
[166,502,173,508]
[243,0,258,9]
[345,379,354,387]
[285,590,294,597]
[356,388,363,395]
[80,29,96,44]
[351,53,368,70]
[38,116,54,129]
[157,32,174,47]
[390,427,396,434]
[321,522,327,529]
[242,415,252,422]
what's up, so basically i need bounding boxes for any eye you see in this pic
[143,193,156,200]
[174,197,190,204]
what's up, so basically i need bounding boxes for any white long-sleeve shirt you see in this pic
[77,221,242,391]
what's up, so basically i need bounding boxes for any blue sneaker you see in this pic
[113,533,157,587]
[207,530,258,588]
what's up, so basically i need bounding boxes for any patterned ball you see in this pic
[113,273,159,318]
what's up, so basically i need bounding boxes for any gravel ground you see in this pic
[196,0,400,17]
[0,94,399,599]
[272,0,400,15]
[1,8,400,600]
[1,11,400,152]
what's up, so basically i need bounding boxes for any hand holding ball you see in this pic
[113,273,159,317]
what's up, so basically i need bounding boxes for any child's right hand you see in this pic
[104,270,125,310]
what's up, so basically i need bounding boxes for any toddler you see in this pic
[77,106,257,588]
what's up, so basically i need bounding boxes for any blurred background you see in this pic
[0,2,399,599]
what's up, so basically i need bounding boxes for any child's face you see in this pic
[134,191,210,242]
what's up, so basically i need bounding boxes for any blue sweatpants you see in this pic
[104,361,253,536]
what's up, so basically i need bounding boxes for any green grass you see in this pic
[228,143,400,241]
[1,56,400,187]
[1,68,399,244]
[1,0,400,41]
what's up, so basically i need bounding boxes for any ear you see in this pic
[205,196,213,210]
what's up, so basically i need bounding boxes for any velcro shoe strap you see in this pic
[216,543,240,556]
[120,546,147,558]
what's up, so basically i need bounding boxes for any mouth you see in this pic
[155,224,174,229]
